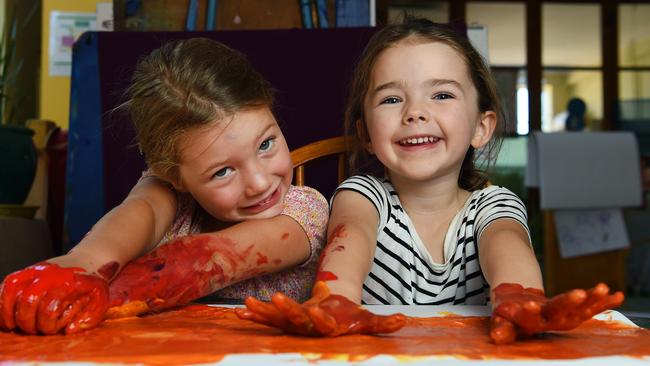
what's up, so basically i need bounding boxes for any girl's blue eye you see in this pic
[213,167,233,179]
[380,96,401,105]
[434,93,453,100]
[259,138,275,153]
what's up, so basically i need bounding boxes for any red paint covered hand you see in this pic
[107,236,228,319]
[0,262,109,335]
[235,281,406,336]
[490,283,624,344]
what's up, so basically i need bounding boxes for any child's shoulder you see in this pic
[287,184,326,201]
[339,174,388,188]
[283,185,329,244]
[285,185,328,212]
[475,184,518,195]
[472,184,524,203]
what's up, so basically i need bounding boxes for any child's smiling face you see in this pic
[362,39,494,184]
[175,106,293,222]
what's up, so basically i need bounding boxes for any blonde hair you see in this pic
[344,18,505,190]
[122,38,274,183]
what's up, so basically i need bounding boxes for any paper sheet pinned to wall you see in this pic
[525,131,642,209]
[49,11,97,76]
[49,3,112,77]
[554,208,630,258]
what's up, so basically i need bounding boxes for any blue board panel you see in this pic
[65,32,104,250]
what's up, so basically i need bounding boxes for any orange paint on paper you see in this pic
[1,306,649,365]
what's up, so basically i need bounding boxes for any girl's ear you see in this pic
[471,110,497,149]
[154,167,187,192]
[170,178,187,192]
[356,119,374,154]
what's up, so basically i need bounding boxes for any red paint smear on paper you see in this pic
[1,306,649,365]
[316,271,338,281]
[97,261,119,281]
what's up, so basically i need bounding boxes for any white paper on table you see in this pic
[554,208,630,258]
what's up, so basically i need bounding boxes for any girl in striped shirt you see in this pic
[237,18,623,344]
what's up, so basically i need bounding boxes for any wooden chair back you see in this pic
[290,136,347,186]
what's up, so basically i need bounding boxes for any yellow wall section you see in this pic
[40,0,106,129]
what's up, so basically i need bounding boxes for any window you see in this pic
[541,3,602,131]
[619,4,650,123]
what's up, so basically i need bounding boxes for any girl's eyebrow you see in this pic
[426,78,462,89]
[372,81,402,94]
[371,78,462,95]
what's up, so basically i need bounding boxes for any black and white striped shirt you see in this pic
[333,175,530,306]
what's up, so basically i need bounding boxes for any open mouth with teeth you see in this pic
[398,136,440,146]
[243,188,281,214]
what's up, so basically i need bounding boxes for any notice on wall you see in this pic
[48,11,97,76]
[554,208,630,258]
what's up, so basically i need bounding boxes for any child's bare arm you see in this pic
[107,191,322,318]
[234,190,409,337]
[479,218,623,344]
[478,218,542,293]
[106,213,313,318]
[49,176,177,279]
[0,176,177,335]
[317,190,380,303]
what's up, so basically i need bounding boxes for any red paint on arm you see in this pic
[316,271,338,281]
[256,252,269,265]
[326,224,347,243]
[315,224,348,277]
[97,261,119,281]
[281,232,289,240]
[107,235,256,318]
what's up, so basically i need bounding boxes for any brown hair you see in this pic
[344,17,505,190]
[122,38,274,183]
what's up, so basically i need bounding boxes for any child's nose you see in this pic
[244,166,272,197]
[403,101,429,124]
